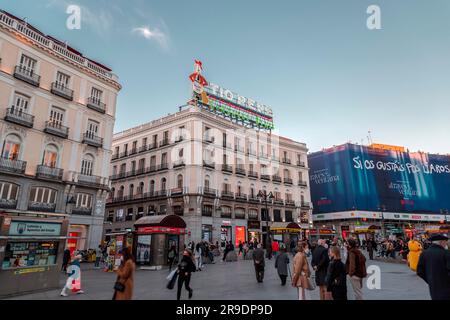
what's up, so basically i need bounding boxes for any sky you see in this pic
[1,0,450,154]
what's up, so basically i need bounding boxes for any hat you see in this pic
[428,234,449,242]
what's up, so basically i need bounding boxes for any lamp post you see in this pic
[257,190,274,256]
[378,204,386,239]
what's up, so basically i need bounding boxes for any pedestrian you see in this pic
[272,240,279,258]
[290,239,296,256]
[60,254,84,297]
[367,237,375,260]
[407,237,423,272]
[311,239,330,300]
[61,248,71,272]
[168,245,177,271]
[252,243,265,283]
[113,247,135,300]
[94,245,102,268]
[275,247,289,285]
[243,242,248,259]
[177,249,196,300]
[416,234,450,300]
[238,241,243,256]
[266,238,273,260]
[325,246,347,300]
[292,241,311,300]
[195,243,203,271]
[345,238,367,300]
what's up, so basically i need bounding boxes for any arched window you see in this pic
[137,181,144,195]
[118,185,124,198]
[129,184,134,197]
[149,180,155,194]
[177,174,183,189]
[2,134,22,160]
[42,144,58,167]
[161,178,166,191]
[81,154,94,176]
[284,168,290,179]
[110,187,115,199]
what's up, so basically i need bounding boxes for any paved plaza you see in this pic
[6,253,430,300]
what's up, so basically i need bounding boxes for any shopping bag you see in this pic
[166,269,177,280]
[166,271,178,290]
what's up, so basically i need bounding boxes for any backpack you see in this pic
[354,250,367,278]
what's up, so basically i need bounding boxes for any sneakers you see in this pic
[60,292,68,297]
[76,290,84,294]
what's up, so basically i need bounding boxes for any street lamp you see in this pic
[257,190,274,255]
[377,204,386,239]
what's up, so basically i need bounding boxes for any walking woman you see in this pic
[275,247,289,285]
[177,249,196,300]
[195,243,203,271]
[325,246,347,300]
[113,247,135,300]
[292,241,311,300]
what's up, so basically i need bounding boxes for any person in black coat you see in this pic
[325,246,347,300]
[311,239,330,300]
[417,234,450,300]
[177,249,196,300]
[61,249,71,272]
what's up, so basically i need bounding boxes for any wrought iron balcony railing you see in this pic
[51,82,74,100]
[44,121,69,139]
[14,65,40,86]
[36,165,63,181]
[5,108,34,128]
[86,97,106,113]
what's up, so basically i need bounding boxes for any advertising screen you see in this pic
[309,144,450,215]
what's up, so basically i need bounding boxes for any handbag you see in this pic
[114,279,125,292]
[306,275,316,291]
[166,270,178,290]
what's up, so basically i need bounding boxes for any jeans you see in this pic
[177,275,192,300]
[349,275,363,300]
[278,274,287,285]
[254,264,265,282]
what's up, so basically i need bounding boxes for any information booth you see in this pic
[270,222,302,246]
[0,213,68,298]
[134,215,186,267]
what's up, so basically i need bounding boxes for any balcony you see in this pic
[147,165,157,173]
[261,174,271,181]
[246,149,256,156]
[222,164,233,173]
[235,212,246,219]
[86,97,106,114]
[235,193,247,201]
[202,209,213,217]
[221,211,232,218]
[13,65,40,87]
[248,196,260,203]
[72,207,92,216]
[204,136,214,144]
[111,153,119,160]
[234,167,245,176]
[129,148,137,155]
[135,167,146,175]
[174,136,185,143]
[285,200,296,207]
[28,202,56,213]
[282,158,291,165]
[143,190,168,199]
[173,159,185,168]
[301,202,311,209]
[51,82,73,101]
[297,161,306,168]
[119,151,128,158]
[203,187,217,196]
[0,157,26,175]
[77,174,107,188]
[36,165,63,181]
[82,133,103,148]
[248,171,258,179]
[298,180,308,187]
[234,145,244,153]
[221,191,234,199]
[158,163,169,171]
[259,153,268,160]
[148,142,157,150]
[139,145,147,153]
[5,108,34,128]
[272,175,282,183]
[203,161,215,169]
[272,156,280,162]
[273,198,284,205]
[171,188,184,195]
[159,139,170,147]
[284,177,293,185]
[0,199,17,209]
[44,121,69,139]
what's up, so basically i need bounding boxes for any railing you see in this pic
[247,149,256,156]
[221,191,234,199]
[203,187,217,196]
[235,167,246,176]
[235,145,244,153]
[273,198,284,205]
[259,153,268,159]
[13,65,40,86]
[77,174,107,188]
[159,139,170,147]
[248,171,258,178]
[223,142,232,149]
[0,199,17,209]
[202,209,213,217]
[72,207,92,216]
[171,188,184,195]
[272,175,282,182]
[51,82,73,100]
[119,151,128,158]
[86,97,106,113]
[148,142,157,150]
[158,163,169,171]
[203,161,215,169]
[284,178,293,184]
[297,161,306,167]
[0,157,26,174]
[282,158,291,165]
[5,108,34,128]
[139,145,147,153]
[147,165,157,173]
[44,121,69,138]
[129,148,137,155]
[285,200,296,206]
[222,164,233,173]
[301,202,311,208]
[235,193,247,200]
[173,159,185,168]
[0,11,117,82]
[298,181,308,187]
[261,174,271,181]
[28,202,56,212]
[221,211,232,218]
[36,165,63,181]
[235,212,246,219]
[82,133,103,148]
[248,196,260,203]
[174,136,185,143]
[111,153,119,160]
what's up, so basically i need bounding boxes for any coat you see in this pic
[325,258,347,300]
[416,244,450,300]
[114,259,135,300]
[311,245,329,285]
[275,252,289,276]
[292,252,310,288]
[407,240,422,272]
[252,248,265,267]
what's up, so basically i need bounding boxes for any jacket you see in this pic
[311,245,330,285]
[252,248,265,267]
[292,252,310,288]
[275,252,289,276]
[407,240,422,272]
[345,247,363,277]
[178,255,196,277]
[114,259,135,300]
[325,258,347,292]
[417,244,450,300]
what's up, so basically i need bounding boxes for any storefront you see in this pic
[201,224,212,243]
[307,228,336,242]
[220,220,232,248]
[0,213,68,298]
[270,222,302,245]
[351,225,381,242]
[66,224,89,256]
[247,220,261,244]
[134,215,186,267]
[235,225,246,247]
[104,232,133,271]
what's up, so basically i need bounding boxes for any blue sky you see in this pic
[2,0,450,154]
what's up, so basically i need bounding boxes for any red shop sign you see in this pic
[137,226,185,234]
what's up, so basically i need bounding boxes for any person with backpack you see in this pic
[177,249,196,300]
[345,238,367,300]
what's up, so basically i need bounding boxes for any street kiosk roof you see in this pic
[134,215,186,228]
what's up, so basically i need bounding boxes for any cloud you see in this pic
[132,25,170,51]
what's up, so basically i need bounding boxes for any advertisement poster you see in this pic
[136,235,151,265]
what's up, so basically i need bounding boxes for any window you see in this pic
[118,186,124,198]
[76,193,92,208]
[163,131,169,141]
[177,174,183,189]
[86,120,99,138]
[161,178,167,191]
[284,169,290,179]
[129,184,134,197]
[149,180,155,194]
[124,144,128,153]
[56,71,70,88]
[81,154,94,176]
[248,209,258,220]
[2,134,21,160]
[91,87,103,104]
[142,137,147,147]
[29,187,57,204]
[137,182,144,195]
[237,185,242,195]
[204,176,210,189]
[3,241,58,269]
[159,205,167,215]
[274,209,282,222]
[114,146,119,156]
[150,155,156,167]
[0,182,19,201]
[12,93,30,113]
[49,106,65,127]
[132,141,137,150]
[298,171,303,181]
[131,161,136,172]
[119,163,126,174]
[161,153,167,164]
[112,166,117,176]
[138,158,145,170]
[249,163,254,172]
[152,134,157,145]
[19,54,37,73]
[285,211,293,222]
[42,144,58,167]
[126,208,134,221]
[116,209,124,221]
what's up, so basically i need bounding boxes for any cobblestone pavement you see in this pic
[5,252,430,300]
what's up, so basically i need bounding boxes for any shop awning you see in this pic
[270,222,301,233]
[354,225,381,233]
[134,215,186,228]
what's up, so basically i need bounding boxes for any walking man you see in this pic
[311,239,330,300]
[345,238,367,300]
[252,244,265,283]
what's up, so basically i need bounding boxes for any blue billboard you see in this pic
[308,144,450,216]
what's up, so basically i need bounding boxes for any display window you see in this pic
[2,241,58,269]
[136,235,151,265]
[235,226,246,247]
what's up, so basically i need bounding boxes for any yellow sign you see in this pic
[369,143,405,152]
[270,227,301,233]
[14,267,49,275]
